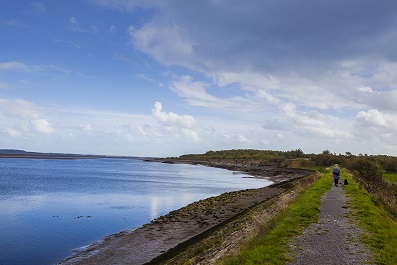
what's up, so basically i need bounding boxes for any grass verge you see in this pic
[219,169,332,265]
[343,173,397,265]
[383,172,397,183]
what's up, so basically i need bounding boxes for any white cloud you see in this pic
[182,128,200,143]
[30,119,55,134]
[67,17,84,32]
[0,61,31,72]
[275,133,284,140]
[4,128,22,138]
[356,109,391,127]
[152,101,195,129]
[80,123,93,132]
[357,86,373,93]
[66,17,97,33]
[215,72,280,104]
[169,75,219,106]
[169,75,268,113]
[0,61,68,74]
[0,98,42,119]
[129,23,193,66]
[151,101,200,143]
[281,103,349,139]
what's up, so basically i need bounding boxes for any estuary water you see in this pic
[0,158,271,265]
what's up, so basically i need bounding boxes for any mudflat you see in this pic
[60,161,312,264]
[59,186,285,265]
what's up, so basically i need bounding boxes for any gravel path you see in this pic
[288,184,373,265]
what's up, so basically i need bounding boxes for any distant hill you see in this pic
[0,149,30,154]
[0,149,138,159]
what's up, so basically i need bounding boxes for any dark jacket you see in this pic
[332,167,341,179]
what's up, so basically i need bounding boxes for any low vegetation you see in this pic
[219,169,332,264]
[344,157,397,219]
[383,172,397,183]
[176,149,397,264]
[218,168,397,265]
[344,173,397,265]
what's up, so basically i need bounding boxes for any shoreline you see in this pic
[59,160,313,264]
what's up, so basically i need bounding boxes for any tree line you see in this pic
[179,148,305,160]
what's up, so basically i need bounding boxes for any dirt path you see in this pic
[288,184,373,265]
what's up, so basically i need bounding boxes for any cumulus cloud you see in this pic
[30,119,55,134]
[281,103,347,138]
[151,101,200,142]
[0,98,56,136]
[182,128,200,142]
[152,101,195,128]
[356,109,395,128]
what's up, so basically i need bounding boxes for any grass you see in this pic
[220,168,397,265]
[343,173,397,265]
[219,169,332,265]
[383,172,397,183]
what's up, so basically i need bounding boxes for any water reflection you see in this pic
[0,158,271,265]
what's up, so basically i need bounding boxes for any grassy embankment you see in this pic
[344,172,397,265]
[220,168,397,265]
[219,167,332,264]
[383,172,397,183]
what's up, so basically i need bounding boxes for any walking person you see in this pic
[332,164,341,187]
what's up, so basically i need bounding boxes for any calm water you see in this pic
[0,158,271,265]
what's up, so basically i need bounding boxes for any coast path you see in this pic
[287,183,374,265]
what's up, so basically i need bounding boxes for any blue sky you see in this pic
[1,0,397,157]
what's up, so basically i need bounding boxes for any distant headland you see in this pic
[0,149,140,160]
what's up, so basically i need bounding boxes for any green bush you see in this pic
[345,157,384,181]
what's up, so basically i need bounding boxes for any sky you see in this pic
[1,0,397,157]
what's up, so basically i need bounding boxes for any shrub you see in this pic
[345,157,384,182]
